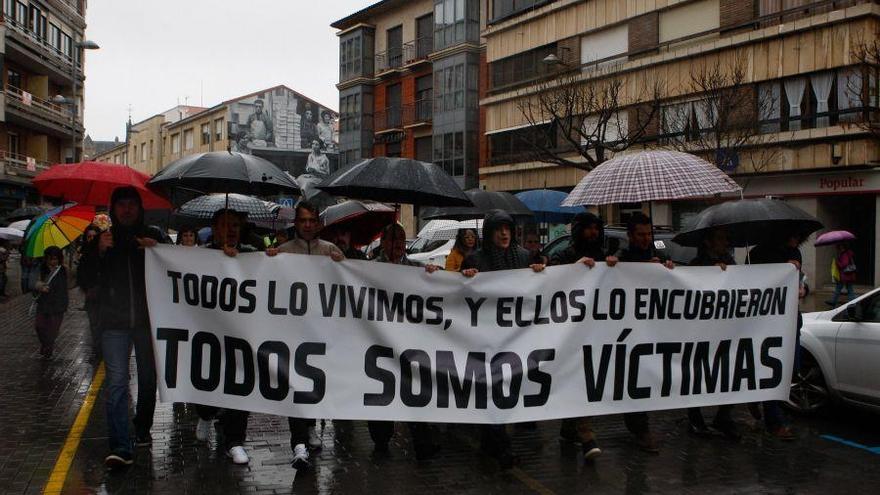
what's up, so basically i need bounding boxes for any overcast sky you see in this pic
[84,0,372,141]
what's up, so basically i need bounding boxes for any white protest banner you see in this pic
[146,245,798,424]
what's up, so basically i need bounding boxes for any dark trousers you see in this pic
[560,417,595,442]
[688,405,734,426]
[130,326,157,436]
[479,424,510,454]
[289,417,312,449]
[196,405,249,449]
[84,295,101,355]
[34,313,64,351]
[368,421,434,450]
[624,412,650,436]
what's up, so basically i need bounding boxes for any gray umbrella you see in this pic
[177,194,279,222]
[673,198,823,248]
[317,157,471,207]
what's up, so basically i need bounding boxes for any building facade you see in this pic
[0,0,88,215]
[481,0,880,289]
[332,0,486,190]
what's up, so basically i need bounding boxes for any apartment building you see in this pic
[331,0,485,190]
[94,86,339,191]
[481,0,880,288]
[0,0,88,215]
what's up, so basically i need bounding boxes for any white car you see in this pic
[407,239,454,267]
[791,287,880,414]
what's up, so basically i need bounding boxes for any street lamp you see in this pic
[66,39,100,163]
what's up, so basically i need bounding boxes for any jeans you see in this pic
[102,328,158,455]
[830,282,854,306]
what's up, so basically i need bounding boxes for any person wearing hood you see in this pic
[90,186,163,468]
[548,212,618,460]
[461,209,545,469]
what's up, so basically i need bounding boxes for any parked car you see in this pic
[541,225,697,266]
[408,239,454,267]
[789,287,880,414]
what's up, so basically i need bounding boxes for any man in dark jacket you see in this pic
[549,212,618,460]
[93,186,162,468]
[461,210,545,469]
[615,212,673,453]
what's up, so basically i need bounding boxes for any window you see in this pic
[149,140,154,159]
[580,24,628,69]
[491,0,555,22]
[7,68,22,89]
[215,118,224,141]
[386,26,402,70]
[339,35,364,81]
[434,0,478,50]
[386,142,401,157]
[340,93,362,133]
[201,123,211,145]
[184,129,194,150]
[28,5,47,40]
[415,75,433,121]
[489,124,556,165]
[8,132,20,157]
[490,43,556,89]
[435,62,475,112]
[3,0,14,22]
[658,0,719,44]
[759,82,781,133]
[385,83,402,128]
[48,23,61,50]
[433,131,466,176]
[171,133,180,153]
[61,33,72,59]
[16,2,26,27]
[141,143,147,162]
[415,136,433,162]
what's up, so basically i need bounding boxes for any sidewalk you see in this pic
[1,290,879,494]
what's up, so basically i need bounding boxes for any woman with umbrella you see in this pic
[818,231,858,307]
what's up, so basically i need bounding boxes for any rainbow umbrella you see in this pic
[24,204,95,258]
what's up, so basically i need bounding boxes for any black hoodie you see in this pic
[550,212,606,266]
[90,187,163,332]
[461,210,531,272]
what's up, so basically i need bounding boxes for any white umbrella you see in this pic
[0,227,25,242]
[562,150,742,206]
[8,219,30,232]
[417,219,482,242]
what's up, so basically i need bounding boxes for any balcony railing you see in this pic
[374,107,403,132]
[0,16,83,77]
[375,36,435,74]
[0,150,52,178]
[403,100,433,126]
[375,47,404,74]
[4,85,79,130]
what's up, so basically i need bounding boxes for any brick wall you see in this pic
[720,0,756,30]
[628,12,659,56]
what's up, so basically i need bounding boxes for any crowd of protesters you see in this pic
[13,186,807,472]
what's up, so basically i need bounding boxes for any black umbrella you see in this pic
[148,151,300,203]
[317,157,471,207]
[673,198,823,248]
[421,188,533,220]
[4,205,47,223]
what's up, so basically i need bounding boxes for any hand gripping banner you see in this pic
[146,245,798,424]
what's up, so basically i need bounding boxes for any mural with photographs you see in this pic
[227,87,339,206]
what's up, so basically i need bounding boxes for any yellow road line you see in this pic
[43,362,105,495]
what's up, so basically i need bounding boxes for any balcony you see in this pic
[375,37,435,75]
[1,17,83,84]
[402,100,433,127]
[374,107,403,132]
[0,150,52,182]
[3,85,83,138]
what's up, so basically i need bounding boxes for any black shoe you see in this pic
[414,443,441,461]
[711,420,741,441]
[104,451,134,469]
[582,439,602,460]
[135,432,152,447]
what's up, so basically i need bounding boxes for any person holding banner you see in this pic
[614,212,674,453]
[368,223,443,459]
[90,186,161,468]
[686,228,741,440]
[266,200,342,470]
[193,208,258,464]
[461,210,545,469]
[548,212,617,460]
[747,233,805,441]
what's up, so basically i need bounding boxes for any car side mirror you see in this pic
[846,304,863,322]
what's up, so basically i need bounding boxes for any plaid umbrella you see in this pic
[562,150,742,206]
[176,194,279,222]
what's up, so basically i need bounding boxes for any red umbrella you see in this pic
[319,200,396,246]
[33,162,171,209]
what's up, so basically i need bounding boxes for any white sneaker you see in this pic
[308,427,322,450]
[227,446,249,465]
[291,443,310,470]
[196,418,212,442]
